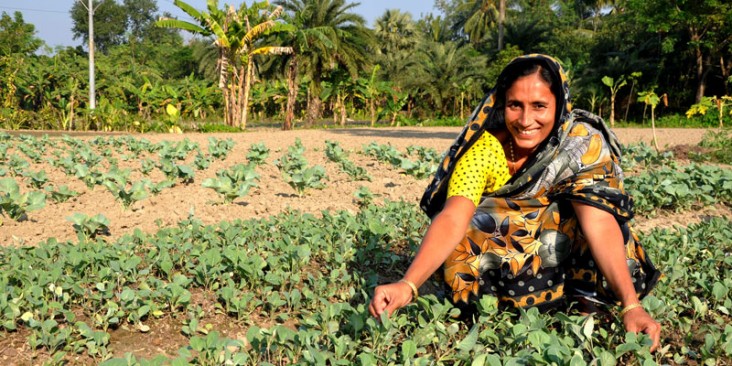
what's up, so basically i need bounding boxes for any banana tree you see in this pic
[602,75,627,128]
[157,0,292,129]
[638,89,661,152]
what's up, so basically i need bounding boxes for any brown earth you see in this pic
[0,127,724,247]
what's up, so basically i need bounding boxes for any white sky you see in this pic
[0,0,437,49]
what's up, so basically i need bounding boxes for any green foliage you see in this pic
[363,142,437,179]
[325,140,371,181]
[23,169,48,189]
[0,177,45,221]
[207,137,235,160]
[4,203,731,364]
[275,139,327,196]
[626,164,732,216]
[44,185,79,203]
[353,185,374,207]
[696,130,732,164]
[202,164,260,203]
[66,213,110,240]
[246,143,270,166]
[197,123,242,133]
[620,142,675,172]
[0,11,44,56]
[102,179,149,210]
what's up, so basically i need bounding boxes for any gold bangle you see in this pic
[619,302,643,317]
[399,279,419,302]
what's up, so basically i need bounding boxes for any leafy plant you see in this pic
[326,141,371,181]
[363,143,436,179]
[44,185,79,203]
[194,152,212,170]
[207,137,235,160]
[202,164,260,203]
[102,179,149,209]
[23,169,49,189]
[247,143,270,165]
[275,140,327,196]
[67,213,110,240]
[354,186,375,207]
[0,177,46,221]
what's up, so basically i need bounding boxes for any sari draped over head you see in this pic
[420,54,661,310]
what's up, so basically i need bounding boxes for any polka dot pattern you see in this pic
[447,133,511,207]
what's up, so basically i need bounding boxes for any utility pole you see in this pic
[79,0,97,110]
[88,0,95,110]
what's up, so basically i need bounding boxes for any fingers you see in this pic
[642,320,661,352]
[369,282,412,319]
[624,309,662,353]
[369,287,388,318]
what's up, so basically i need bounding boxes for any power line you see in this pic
[0,6,67,14]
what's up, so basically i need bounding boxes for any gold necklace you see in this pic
[508,140,516,175]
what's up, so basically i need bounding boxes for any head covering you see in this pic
[420,54,573,218]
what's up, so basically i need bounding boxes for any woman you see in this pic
[368,54,662,352]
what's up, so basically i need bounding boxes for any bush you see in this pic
[197,123,242,133]
[696,129,732,164]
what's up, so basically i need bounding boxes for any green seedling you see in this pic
[208,137,235,160]
[0,177,46,222]
[45,185,79,203]
[67,213,110,240]
[202,164,259,203]
[247,142,270,165]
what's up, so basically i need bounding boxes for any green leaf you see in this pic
[457,325,479,354]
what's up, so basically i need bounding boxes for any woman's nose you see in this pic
[517,111,531,127]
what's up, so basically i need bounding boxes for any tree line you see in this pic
[1,0,730,132]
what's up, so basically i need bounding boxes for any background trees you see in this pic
[3,0,732,131]
[157,0,293,129]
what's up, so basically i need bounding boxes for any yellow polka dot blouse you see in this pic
[447,132,511,207]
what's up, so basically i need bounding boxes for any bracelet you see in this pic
[619,302,643,317]
[399,279,419,302]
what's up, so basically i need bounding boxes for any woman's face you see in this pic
[504,72,557,153]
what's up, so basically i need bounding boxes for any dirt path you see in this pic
[0,127,716,246]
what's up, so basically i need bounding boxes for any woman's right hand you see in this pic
[369,281,414,318]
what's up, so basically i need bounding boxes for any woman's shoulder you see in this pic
[562,109,620,150]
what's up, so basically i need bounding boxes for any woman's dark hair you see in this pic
[495,60,560,107]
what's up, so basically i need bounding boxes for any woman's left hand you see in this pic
[622,306,661,352]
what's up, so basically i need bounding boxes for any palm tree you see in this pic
[455,0,499,47]
[275,0,373,127]
[157,0,293,129]
[373,9,420,115]
[408,41,487,116]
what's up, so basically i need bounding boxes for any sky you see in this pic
[0,0,437,50]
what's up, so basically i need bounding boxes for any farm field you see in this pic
[1,127,731,365]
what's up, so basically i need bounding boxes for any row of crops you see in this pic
[0,131,731,364]
[2,132,730,228]
[0,132,443,228]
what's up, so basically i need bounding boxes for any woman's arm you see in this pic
[571,201,661,352]
[369,196,475,318]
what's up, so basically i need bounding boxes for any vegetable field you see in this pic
[1,127,731,365]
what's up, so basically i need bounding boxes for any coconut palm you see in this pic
[275,0,373,127]
[408,41,487,116]
[374,12,420,80]
[157,0,293,129]
[455,0,499,46]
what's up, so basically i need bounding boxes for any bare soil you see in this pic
[0,127,721,247]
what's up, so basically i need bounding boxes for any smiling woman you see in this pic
[370,54,663,353]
